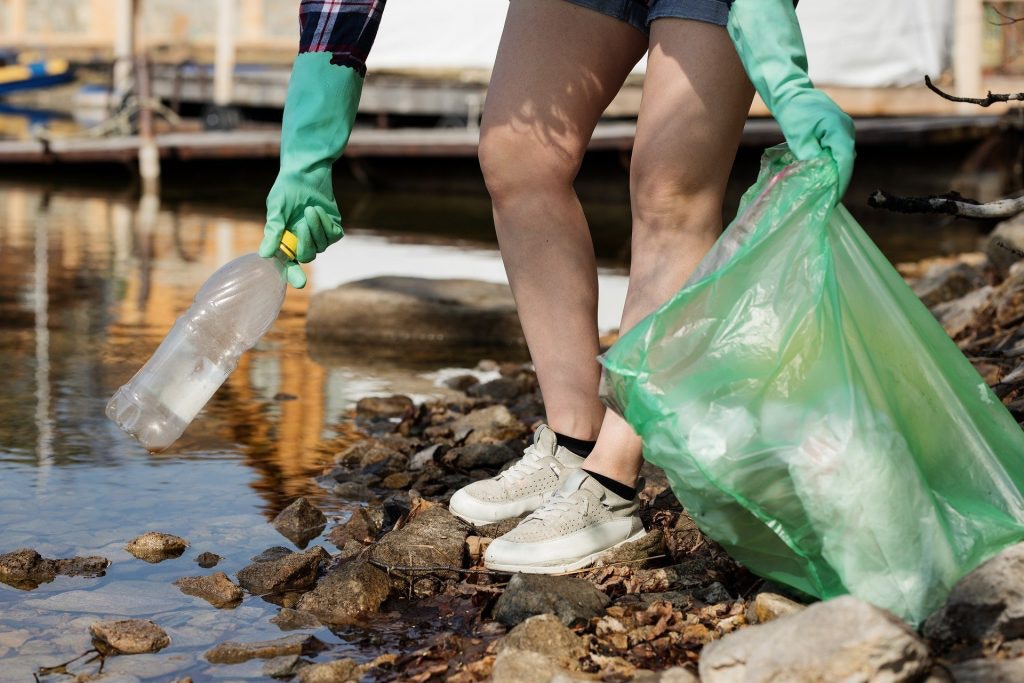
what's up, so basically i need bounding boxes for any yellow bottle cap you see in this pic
[279,230,298,261]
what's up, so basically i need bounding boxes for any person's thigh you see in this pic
[630,17,753,224]
[479,0,648,196]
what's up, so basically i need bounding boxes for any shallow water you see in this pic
[0,162,987,681]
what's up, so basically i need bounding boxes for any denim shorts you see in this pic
[563,0,732,33]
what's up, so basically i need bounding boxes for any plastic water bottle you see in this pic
[106,233,298,451]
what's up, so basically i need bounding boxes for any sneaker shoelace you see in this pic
[523,488,589,523]
[493,443,556,483]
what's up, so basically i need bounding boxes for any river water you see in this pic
[0,152,989,681]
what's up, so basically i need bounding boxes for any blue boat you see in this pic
[0,59,74,95]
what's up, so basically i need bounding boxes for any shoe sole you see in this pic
[484,529,648,575]
[449,510,498,527]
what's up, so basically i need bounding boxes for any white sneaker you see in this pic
[483,469,646,574]
[448,425,585,526]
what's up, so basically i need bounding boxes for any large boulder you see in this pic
[923,542,1024,647]
[306,277,526,355]
[698,596,929,683]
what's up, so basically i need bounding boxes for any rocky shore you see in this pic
[5,221,1024,682]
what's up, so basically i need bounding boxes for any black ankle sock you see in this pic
[554,431,597,458]
[582,468,638,500]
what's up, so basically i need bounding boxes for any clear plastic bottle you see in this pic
[107,236,297,451]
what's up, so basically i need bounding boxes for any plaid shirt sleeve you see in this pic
[298,0,387,77]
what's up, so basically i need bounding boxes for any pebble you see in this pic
[195,552,222,568]
[174,572,243,608]
[124,532,189,563]
[236,546,330,595]
[494,573,610,627]
[89,619,171,655]
[272,497,328,548]
[204,633,327,664]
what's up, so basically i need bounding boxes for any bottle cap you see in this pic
[279,230,298,261]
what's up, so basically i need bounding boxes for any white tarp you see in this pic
[368,0,954,88]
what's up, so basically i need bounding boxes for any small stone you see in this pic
[494,573,610,627]
[236,546,330,595]
[444,443,518,470]
[930,286,994,338]
[467,377,521,401]
[90,619,170,655]
[174,572,243,608]
[334,440,396,469]
[949,658,1024,683]
[655,667,700,683]
[0,549,109,589]
[296,557,392,625]
[264,654,310,679]
[297,659,362,683]
[696,582,733,605]
[443,374,480,392]
[380,472,413,489]
[272,498,328,548]
[204,634,327,664]
[252,546,294,563]
[124,532,189,563]
[491,648,590,683]
[368,506,471,596]
[271,608,321,631]
[450,405,526,445]
[356,394,415,420]
[409,444,443,470]
[326,508,384,549]
[499,614,587,667]
[746,592,806,624]
[912,260,987,307]
[475,516,527,538]
[698,595,929,683]
[331,481,380,503]
[195,552,222,568]
[986,214,1024,275]
[53,556,110,578]
[594,529,665,569]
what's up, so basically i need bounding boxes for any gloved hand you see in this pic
[259,52,364,288]
[728,0,855,199]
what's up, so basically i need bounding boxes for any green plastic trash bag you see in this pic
[601,145,1024,625]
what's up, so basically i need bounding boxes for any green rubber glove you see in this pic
[728,0,855,199]
[259,52,364,288]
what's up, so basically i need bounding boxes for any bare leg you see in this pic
[580,18,756,485]
[479,0,647,441]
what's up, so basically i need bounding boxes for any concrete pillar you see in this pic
[214,0,237,106]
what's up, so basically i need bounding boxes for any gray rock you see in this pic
[467,377,522,401]
[0,548,109,589]
[297,659,361,683]
[699,596,929,683]
[475,515,527,538]
[236,546,330,595]
[445,443,518,470]
[986,214,1024,275]
[593,529,666,569]
[499,614,587,667]
[356,395,414,420]
[368,506,471,596]
[930,286,994,338]
[195,552,222,568]
[409,444,443,470]
[307,277,526,350]
[90,619,170,655]
[204,633,327,664]
[264,654,311,679]
[494,573,610,627]
[331,481,380,503]
[252,546,294,563]
[124,532,189,563]
[174,572,243,608]
[271,608,321,631]
[491,648,590,683]
[696,582,734,605]
[949,658,1024,683]
[295,557,392,624]
[450,405,526,445]
[334,440,397,469]
[923,542,1024,646]
[632,668,700,683]
[912,261,987,307]
[443,374,480,392]
[326,508,384,549]
[273,498,328,548]
[745,591,806,624]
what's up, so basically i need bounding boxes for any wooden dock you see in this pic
[0,115,1005,166]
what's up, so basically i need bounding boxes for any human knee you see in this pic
[478,125,579,206]
[629,157,723,235]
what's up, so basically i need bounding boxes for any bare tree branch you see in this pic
[924,75,1024,107]
[991,6,1024,25]
[868,189,1024,219]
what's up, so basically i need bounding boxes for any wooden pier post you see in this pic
[113,0,136,100]
[954,0,984,114]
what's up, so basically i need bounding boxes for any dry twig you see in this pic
[868,189,1024,219]
[924,74,1024,108]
